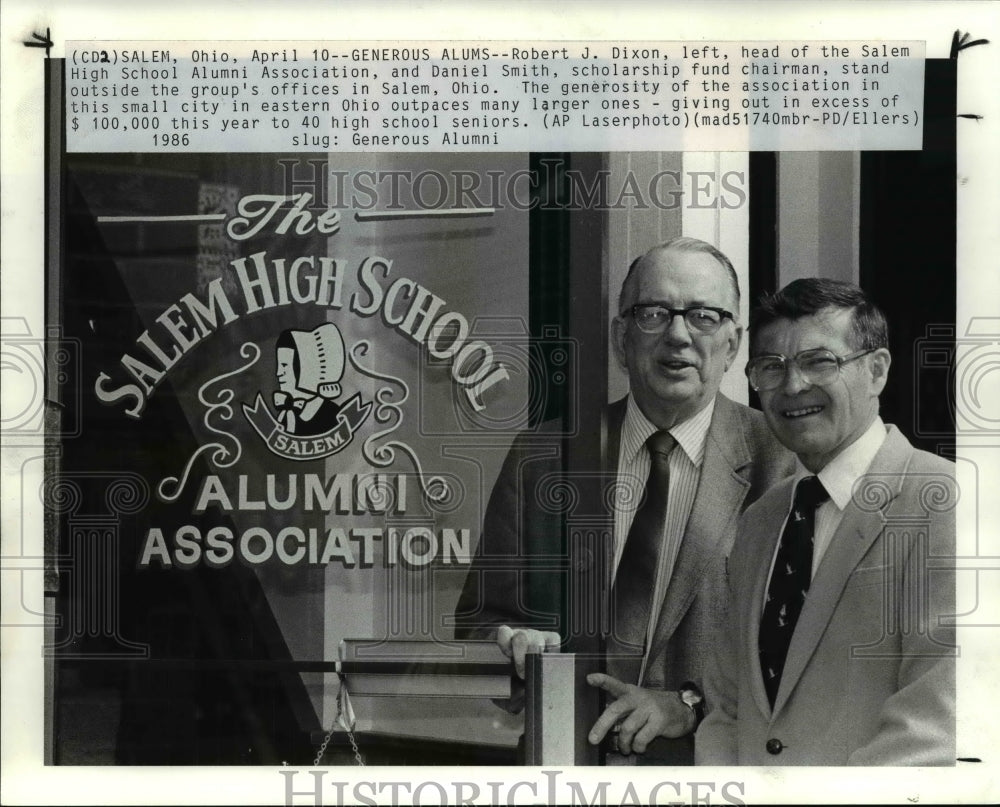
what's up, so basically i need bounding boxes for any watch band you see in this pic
[679,680,705,726]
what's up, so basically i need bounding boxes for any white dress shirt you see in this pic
[765,417,888,592]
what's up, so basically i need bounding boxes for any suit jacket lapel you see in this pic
[606,398,626,478]
[771,427,913,716]
[647,397,753,663]
[598,399,627,595]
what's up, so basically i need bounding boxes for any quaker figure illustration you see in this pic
[272,323,346,436]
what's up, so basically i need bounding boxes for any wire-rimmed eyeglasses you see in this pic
[745,348,876,391]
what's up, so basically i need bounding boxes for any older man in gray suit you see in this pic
[455,237,794,763]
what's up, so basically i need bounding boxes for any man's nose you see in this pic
[780,360,812,394]
[661,313,693,344]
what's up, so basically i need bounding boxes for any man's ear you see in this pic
[611,316,629,369]
[869,348,891,396]
[723,323,744,372]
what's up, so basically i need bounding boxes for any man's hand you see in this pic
[586,673,696,754]
[496,625,561,679]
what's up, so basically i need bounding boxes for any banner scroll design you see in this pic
[348,340,449,504]
[242,392,371,461]
[158,342,260,502]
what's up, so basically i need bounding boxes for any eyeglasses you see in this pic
[745,348,876,391]
[624,303,735,335]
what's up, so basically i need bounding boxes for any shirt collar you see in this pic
[621,395,716,468]
[793,417,887,510]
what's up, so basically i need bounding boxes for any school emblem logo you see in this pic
[242,323,371,460]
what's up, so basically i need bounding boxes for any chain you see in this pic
[346,728,364,766]
[313,672,365,767]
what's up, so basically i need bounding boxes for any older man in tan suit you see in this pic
[456,237,794,763]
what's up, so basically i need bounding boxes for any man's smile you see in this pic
[658,357,697,372]
[781,404,824,419]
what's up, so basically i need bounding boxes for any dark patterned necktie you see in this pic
[607,430,675,680]
[759,475,829,707]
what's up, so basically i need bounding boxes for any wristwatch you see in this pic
[678,681,705,727]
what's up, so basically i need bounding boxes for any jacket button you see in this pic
[765,738,783,755]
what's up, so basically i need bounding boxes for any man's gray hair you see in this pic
[618,236,741,315]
